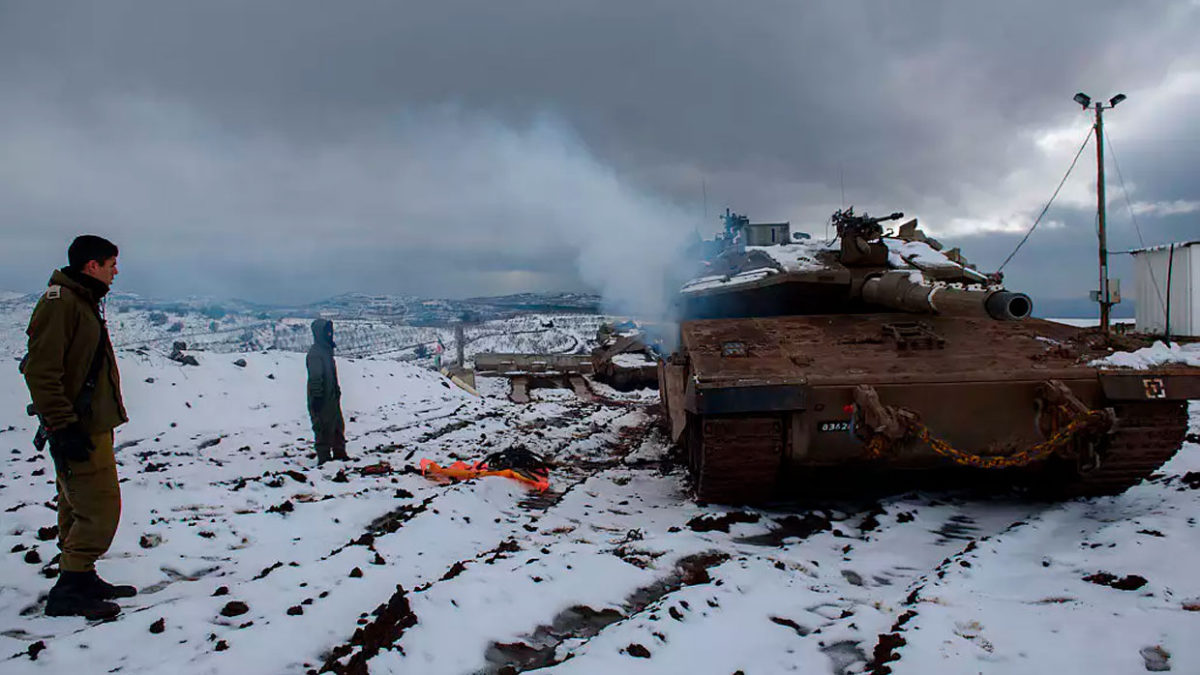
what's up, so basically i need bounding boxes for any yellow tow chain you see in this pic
[864,408,1113,469]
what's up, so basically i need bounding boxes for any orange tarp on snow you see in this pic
[419,458,550,491]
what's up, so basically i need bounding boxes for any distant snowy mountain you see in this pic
[293,291,600,325]
[0,290,611,364]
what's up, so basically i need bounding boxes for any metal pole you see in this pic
[1095,104,1110,334]
[455,322,465,368]
[1165,243,1175,346]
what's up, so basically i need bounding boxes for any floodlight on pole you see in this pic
[1109,93,1127,107]
[1073,92,1091,108]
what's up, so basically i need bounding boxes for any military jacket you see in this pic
[24,269,128,433]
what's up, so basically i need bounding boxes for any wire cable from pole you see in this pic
[1106,131,1168,320]
[997,130,1093,273]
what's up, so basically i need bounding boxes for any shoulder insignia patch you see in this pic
[45,285,61,300]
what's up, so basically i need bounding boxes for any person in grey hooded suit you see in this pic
[306,318,349,465]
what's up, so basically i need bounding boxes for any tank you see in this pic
[659,207,1200,504]
[590,321,660,391]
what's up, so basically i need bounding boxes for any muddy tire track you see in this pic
[481,552,730,674]
[315,414,660,671]
[860,513,1040,675]
[316,584,418,675]
[479,496,856,673]
[697,495,1046,675]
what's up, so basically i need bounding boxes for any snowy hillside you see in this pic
[0,294,1198,674]
[0,292,610,365]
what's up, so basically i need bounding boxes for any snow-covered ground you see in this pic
[1,298,1198,674]
[1092,342,1200,368]
[1048,318,1103,327]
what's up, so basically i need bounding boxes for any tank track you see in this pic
[691,416,782,504]
[687,403,1187,503]
[1060,401,1189,497]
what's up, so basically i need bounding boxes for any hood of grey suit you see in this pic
[311,318,334,349]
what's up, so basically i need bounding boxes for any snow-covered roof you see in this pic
[1128,240,1200,255]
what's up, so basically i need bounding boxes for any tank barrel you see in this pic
[861,271,1032,321]
[984,291,1033,321]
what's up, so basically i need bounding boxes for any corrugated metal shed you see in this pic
[744,222,790,246]
[1130,239,1200,336]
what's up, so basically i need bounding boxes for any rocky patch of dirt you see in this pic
[1083,572,1148,591]
[686,511,760,533]
[316,585,417,675]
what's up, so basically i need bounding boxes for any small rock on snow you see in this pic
[1140,645,1171,672]
[220,600,250,617]
[23,640,47,661]
[624,643,651,658]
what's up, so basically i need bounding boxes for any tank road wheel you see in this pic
[690,416,783,504]
[1058,401,1189,497]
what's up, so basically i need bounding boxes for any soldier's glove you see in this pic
[49,423,94,464]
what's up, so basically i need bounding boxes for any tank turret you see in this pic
[680,206,1028,320]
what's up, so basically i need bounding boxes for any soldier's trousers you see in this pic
[313,407,346,461]
[56,431,121,573]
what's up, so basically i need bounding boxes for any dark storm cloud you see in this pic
[956,205,1197,316]
[1,1,1197,312]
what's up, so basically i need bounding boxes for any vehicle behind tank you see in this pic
[590,321,660,391]
[659,208,1200,504]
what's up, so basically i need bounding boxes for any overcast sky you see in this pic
[2,1,1198,317]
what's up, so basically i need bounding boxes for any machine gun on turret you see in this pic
[833,207,905,266]
[832,207,904,240]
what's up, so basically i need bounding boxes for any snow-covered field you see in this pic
[1,298,1198,674]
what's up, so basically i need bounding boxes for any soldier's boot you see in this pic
[316,446,332,466]
[84,570,137,599]
[45,571,121,620]
[332,447,350,461]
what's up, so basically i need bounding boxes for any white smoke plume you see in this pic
[0,97,701,319]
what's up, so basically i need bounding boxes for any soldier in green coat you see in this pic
[307,318,349,465]
[23,235,136,620]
